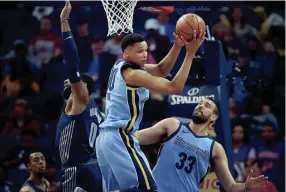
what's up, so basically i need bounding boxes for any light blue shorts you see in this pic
[96,128,158,192]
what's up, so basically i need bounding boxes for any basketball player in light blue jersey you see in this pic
[97,29,206,191]
[135,98,268,192]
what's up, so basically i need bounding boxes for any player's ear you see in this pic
[124,46,132,58]
[210,114,218,122]
[26,163,31,171]
[124,49,129,58]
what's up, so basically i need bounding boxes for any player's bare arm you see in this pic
[144,34,185,77]
[19,186,35,192]
[60,0,89,105]
[123,30,205,94]
[212,142,268,192]
[135,118,180,145]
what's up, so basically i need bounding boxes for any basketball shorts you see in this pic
[96,128,158,192]
[61,160,102,192]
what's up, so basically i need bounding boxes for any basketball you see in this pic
[176,13,206,42]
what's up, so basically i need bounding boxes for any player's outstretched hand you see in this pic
[60,0,72,20]
[184,29,205,56]
[245,169,268,190]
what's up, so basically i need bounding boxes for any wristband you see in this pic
[60,17,69,23]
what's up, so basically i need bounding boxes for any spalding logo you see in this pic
[187,88,200,96]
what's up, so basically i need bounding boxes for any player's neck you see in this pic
[29,173,44,185]
[123,55,131,63]
[189,121,208,136]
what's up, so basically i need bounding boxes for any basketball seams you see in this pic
[176,13,205,42]
[182,16,194,31]
[176,28,192,36]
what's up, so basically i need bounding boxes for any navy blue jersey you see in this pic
[22,179,48,192]
[55,99,103,168]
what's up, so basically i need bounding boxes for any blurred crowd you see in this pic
[0,2,284,192]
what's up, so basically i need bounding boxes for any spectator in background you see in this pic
[88,35,118,97]
[157,13,176,42]
[1,41,40,98]
[212,22,229,42]
[242,97,279,133]
[28,16,61,67]
[75,16,93,62]
[230,7,258,44]
[236,56,249,77]
[245,161,278,192]
[38,54,67,94]
[19,149,49,192]
[103,34,123,57]
[88,35,106,82]
[0,99,40,137]
[222,29,244,59]
[3,130,37,170]
[144,18,171,62]
[229,97,240,120]
[252,122,285,192]
[94,36,117,96]
[248,36,262,60]
[231,122,255,182]
[0,167,11,192]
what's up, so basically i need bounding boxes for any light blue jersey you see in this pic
[153,123,215,192]
[97,59,157,191]
[100,59,149,133]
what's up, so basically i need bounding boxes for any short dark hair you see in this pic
[261,121,277,132]
[92,35,106,43]
[231,120,249,143]
[24,148,44,167]
[121,33,145,51]
[62,73,94,100]
[206,97,219,117]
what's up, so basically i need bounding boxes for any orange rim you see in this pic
[138,6,175,14]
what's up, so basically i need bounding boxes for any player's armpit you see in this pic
[134,118,179,145]
[70,82,90,105]
[123,68,181,94]
[212,142,246,192]
[19,186,35,192]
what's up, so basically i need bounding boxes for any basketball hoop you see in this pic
[100,0,138,36]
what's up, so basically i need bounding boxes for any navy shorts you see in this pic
[61,161,102,192]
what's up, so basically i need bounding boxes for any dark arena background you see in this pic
[0,1,284,192]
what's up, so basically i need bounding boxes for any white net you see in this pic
[101,0,138,36]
